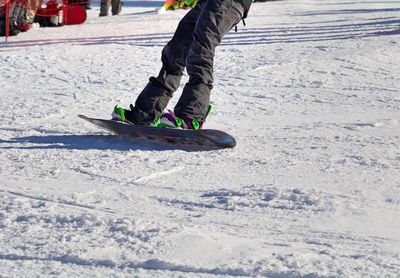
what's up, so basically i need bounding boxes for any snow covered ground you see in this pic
[1,0,400,276]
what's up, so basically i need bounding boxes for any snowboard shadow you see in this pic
[0,134,217,152]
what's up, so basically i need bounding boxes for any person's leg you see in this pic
[99,0,111,16]
[130,1,207,125]
[174,0,245,123]
[111,0,122,15]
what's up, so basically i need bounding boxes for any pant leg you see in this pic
[100,0,111,16]
[131,1,206,125]
[111,0,122,15]
[174,0,245,122]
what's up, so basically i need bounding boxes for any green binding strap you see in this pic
[191,119,200,130]
[152,118,161,127]
[175,117,183,128]
[113,106,126,122]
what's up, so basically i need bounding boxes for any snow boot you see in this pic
[112,105,134,124]
[159,105,212,130]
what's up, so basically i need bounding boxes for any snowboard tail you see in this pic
[78,115,236,149]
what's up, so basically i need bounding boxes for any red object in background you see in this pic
[35,0,87,26]
[64,4,85,25]
[2,0,88,41]
[18,23,31,31]
[36,0,61,17]
[63,0,87,25]
[5,0,10,39]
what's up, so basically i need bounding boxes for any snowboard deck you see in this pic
[78,115,236,149]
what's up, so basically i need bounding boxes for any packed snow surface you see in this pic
[1,0,400,277]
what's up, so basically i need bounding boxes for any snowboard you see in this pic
[78,115,236,149]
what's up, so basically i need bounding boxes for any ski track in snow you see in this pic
[1,0,400,277]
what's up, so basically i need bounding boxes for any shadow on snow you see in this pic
[0,33,173,50]
[90,0,164,8]
[1,17,398,51]
[120,0,164,8]
[221,18,400,46]
[294,8,400,16]
[0,134,214,152]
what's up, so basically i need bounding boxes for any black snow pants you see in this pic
[131,0,247,125]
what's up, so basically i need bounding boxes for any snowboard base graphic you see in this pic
[79,115,236,150]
